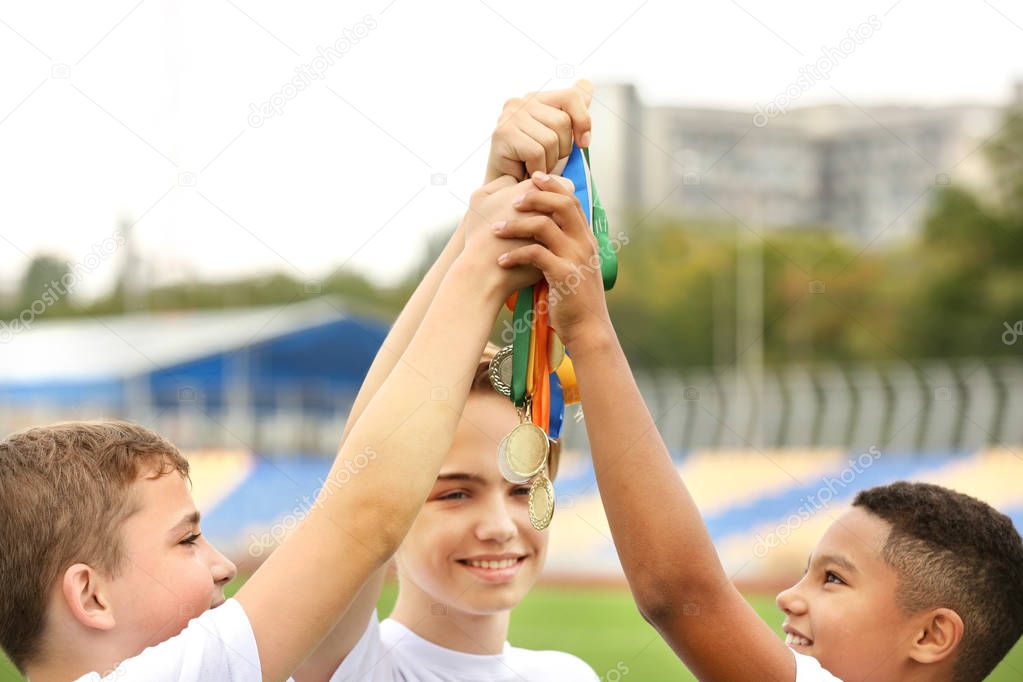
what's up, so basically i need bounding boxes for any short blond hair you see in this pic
[0,420,189,671]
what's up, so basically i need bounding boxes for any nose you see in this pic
[204,539,237,588]
[776,579,808,616]
[474,492,518,544]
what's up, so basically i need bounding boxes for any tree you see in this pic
[17,255,74,315]
[987,105,1023,222]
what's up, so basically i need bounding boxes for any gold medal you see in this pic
[547,332,565,373]
[488,344,514,397]
[497,435,532,484]
[497,402,550,484]
[503,422,549,480]
[528,474,555,530]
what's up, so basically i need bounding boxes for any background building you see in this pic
[591,82,1009,241]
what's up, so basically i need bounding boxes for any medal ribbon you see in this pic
[531,283,551,433]
[549,369,565,439]
[505,144,612,425]
[511,284,533,406]
[582,147,617,292]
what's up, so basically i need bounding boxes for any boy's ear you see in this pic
[908,607,964,666]
[61,563,117,631]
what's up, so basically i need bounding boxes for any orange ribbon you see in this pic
[531,284,551,432]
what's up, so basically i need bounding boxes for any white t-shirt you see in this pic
[330,610,600,681]
[793,649,844,681]
[73,598,267,681]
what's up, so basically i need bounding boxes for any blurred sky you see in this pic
[0,0,1021,298]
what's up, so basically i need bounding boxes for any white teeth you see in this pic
[785,633,811,647]
[466,558,518,569]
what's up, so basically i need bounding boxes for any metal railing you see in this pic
[2,358,1019,455]
[614,358,1022,454]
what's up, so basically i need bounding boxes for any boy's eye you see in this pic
[180,532,201,546]
[438,490,469,501]
[825,570,845,585]
[511,486,531,496]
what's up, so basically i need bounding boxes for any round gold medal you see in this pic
[528,474,555,530]
[503,422,550,480]
[488,344,514,397]
[497,435,532,484]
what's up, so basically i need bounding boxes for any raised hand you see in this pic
[459,175,547,298]
[492,171,612,349]
[485,80,594,183]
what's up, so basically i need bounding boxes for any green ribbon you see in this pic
[511,285,533,406]
[582,148,618,291]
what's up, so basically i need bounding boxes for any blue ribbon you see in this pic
[548,371,565,440]
[561,144,592,226]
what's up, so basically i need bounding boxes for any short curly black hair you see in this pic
[853,482,1023,682]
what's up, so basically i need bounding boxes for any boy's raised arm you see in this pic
[292,83,596,681]
[494,173,796,681]
[559,317,795,681]
[291,220,467,681]
[235,176,542,682]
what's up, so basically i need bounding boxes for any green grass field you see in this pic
[2,582,1020,680]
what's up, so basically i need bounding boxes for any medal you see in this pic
[497,437,531,484]
[528,473,555,530]
[504,421,549,480]
[489,142,617,531]
[488,344,514,397]
[497,401,550,482]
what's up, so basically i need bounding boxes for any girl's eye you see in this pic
[438,490,469,501]
[512,486,531,496]
[825,570,845,585]
[180,533,201,546]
